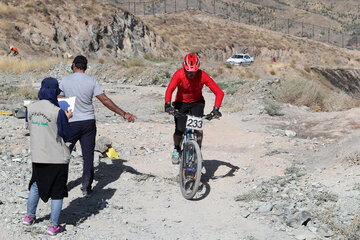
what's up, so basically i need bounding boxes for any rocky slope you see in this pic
[1,0,176,59]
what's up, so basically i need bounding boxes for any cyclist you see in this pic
[165,53,224,164]
[9,46,19,56]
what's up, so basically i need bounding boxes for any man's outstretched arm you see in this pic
[96,93,137,122]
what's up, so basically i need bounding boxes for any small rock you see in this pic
[295,234,306,240]
[17,192,28,199]
[241,210,251,218]
[78,223,90,229]
[258,202,274,213]
[285,130,297,137]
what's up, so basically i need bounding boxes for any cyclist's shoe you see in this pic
[47,225,64,235]
[171,149,180,165]
[23,215,36,225]
[201,166,206,175]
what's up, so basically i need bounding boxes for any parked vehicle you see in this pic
[226,54,254,65]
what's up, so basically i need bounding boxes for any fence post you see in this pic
[175,0,176,13]
[227,3,229,18]
[274,18,276,31]
[342,34,344,48]
[287,19,290,34]
[134,2,136,14]
[356,35,358,48]
[301,22,304,37]
[152,1,155,15]
[144,2,146,15]
[238,9,240,22]
[248,12,251,24]
[213,0,215,14]
[199,0,201,11]
[164,0,166,13]
[313,24,314,40]
[328,28,330,43]
[187,0,189,10]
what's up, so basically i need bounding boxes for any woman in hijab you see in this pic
[22,77,72,235]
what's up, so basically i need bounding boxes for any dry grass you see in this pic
[274,77,358,111]
[0,2,18,16]
[117,58,145,68]
[0,19,11,32]
[0,56,60,74]
[2,78,38,100]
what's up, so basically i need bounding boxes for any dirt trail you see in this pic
[1,84,360,239]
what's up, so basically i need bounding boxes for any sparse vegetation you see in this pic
[235,188,268,202]
[264,149,288,156]
[284,166,305,177]
[217,80,246,95]
[344,215,360,240]
[353,183,360,191]
[263,99,282,116]
[313,191,338,205]
[132,173,156,182]
[144,53,167,62]
[274,77,357,112]
[0,2,17,16]
[118,58,145,68]
[2,85,38,100]
[0,57,60,74]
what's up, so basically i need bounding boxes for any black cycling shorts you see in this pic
[173,100,205,136]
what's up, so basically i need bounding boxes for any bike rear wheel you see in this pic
[179,140,202,200]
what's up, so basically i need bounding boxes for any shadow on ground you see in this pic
[37,159,143,226]
[192,159,239,201]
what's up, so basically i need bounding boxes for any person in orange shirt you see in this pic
[9,46,18,56]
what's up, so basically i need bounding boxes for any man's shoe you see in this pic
[81,188,93,198]
[171,149,180,165]
[23,215,36,225]
[47,225,63,235]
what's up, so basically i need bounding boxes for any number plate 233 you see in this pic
[186,116,204,130]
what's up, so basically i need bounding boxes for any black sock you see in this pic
[174,145,181,152]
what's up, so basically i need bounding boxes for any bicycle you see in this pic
[176,113,216,200]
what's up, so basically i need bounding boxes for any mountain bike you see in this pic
[178,113,215,200]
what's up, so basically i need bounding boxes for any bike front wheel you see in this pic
[179,140,202,200]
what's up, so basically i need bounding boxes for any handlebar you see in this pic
[171,111,219,121]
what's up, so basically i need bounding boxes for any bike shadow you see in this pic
[193,159,239,201]
[36,159,143,226]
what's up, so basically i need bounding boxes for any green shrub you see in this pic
[144,53,166,62]
[263,99,281,116]
[217,80,246,95]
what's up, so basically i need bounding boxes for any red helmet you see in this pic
[183,53,200,72]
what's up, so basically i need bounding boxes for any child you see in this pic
[22,77,72,235]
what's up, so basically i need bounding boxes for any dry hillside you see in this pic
[1,0,360,113]
[203,0,360,34]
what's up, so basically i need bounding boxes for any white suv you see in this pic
[226,54,254,65]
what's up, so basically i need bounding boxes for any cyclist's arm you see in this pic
[203,73,224,108]
[165,74,180,103]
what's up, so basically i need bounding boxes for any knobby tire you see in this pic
[179,140,202,200]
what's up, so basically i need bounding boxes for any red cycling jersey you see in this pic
[165,68,224,108]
